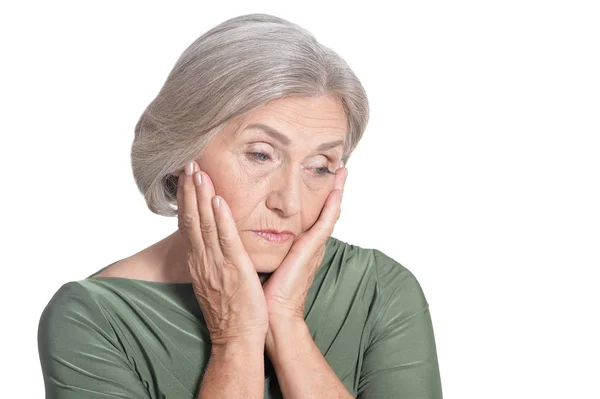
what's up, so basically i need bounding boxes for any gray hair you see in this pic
[132,13,370,216]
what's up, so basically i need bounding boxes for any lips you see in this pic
[250,229,295,244]
[254,229,294,235]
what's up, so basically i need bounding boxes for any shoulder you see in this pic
[40,281,101,321]
[37,277,148,354]
[39,278,126,315]
[341,242,442,398]
[38,277,160,326]
[327,236,429,316]
[38,282,158,397]
[370,246,429,312]
[38,281,125,373]
[38,281,115,343]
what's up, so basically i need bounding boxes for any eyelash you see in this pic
[248,152,334,176]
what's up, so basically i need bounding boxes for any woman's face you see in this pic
[197,95,347,273]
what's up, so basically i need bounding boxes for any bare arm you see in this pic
[266,321,354,399]
[198,339,266,399]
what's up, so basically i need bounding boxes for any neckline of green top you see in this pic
[86,260,195,286]
[85,236,341,287]
[86,276,195,286]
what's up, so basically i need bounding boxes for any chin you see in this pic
[242,233,292,273]
[249,251,286,273]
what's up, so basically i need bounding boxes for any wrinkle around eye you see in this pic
[243,151,335,178]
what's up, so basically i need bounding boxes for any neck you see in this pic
[145,229,272,285]
[140,230,193,283]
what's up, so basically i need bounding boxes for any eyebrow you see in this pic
[245,123,344,151]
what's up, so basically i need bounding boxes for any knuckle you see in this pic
[200,220,217,235]
[218,235,234,249]
[182,213,197,229]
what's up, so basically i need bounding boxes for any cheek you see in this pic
[207,164,263,224]
[300,192,330,231]
[203,154,332,231]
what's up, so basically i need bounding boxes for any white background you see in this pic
[1,1,599,397]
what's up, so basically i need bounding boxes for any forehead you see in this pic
[230,95,348,141]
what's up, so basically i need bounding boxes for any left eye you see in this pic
[249,152,271,162]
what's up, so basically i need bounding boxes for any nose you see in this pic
[265,164,302,218]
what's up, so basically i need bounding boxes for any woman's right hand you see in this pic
[176,161,269,346]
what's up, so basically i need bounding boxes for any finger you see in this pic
[283,193,339,274]
[181,162,205,252]
[176,169,187,232]
[335,166,347,214]
[334,166,348,193]
[302,168,346,248]
[177,169,184,231]
[278,186,342,275]
[212,195,249,267]
[194,168,223,263]
[311,188,343,243]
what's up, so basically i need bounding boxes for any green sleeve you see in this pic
[38,282,151,399]
[357,252,443,399]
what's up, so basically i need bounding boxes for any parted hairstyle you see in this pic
[132,13,370,216]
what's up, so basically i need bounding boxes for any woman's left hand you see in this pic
[262,164,348,327]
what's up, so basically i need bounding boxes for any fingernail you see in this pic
[340,161,345,169]
[194,171,202,185]
[185,162,194,176]
[214,196,221,208]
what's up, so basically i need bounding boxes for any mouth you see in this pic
[250,229,295,244]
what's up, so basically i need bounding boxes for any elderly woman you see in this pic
[38,13,442,399]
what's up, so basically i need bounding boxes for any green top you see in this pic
[38,236,442,398]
